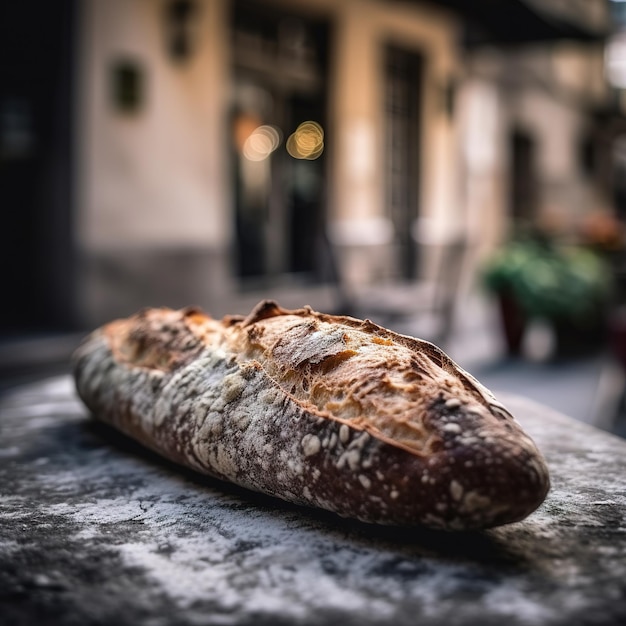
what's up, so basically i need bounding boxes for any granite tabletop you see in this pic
[1,375,626,626]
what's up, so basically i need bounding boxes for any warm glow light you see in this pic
[286,121,324,160]
[242,125,282,161]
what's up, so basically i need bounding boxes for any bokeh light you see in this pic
[242,124,282,161]
[286,121,324,160]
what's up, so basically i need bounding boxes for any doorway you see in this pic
[384,45,424,280]
[510,128,538,225]
[230,0,330,286]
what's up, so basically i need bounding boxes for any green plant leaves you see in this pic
[482,240,613,323]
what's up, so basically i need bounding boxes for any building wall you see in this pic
[461,41,611,265]
[78,0,231,250]
[326,0,460,287]
[76,0,232,324]
[75,0,462,324]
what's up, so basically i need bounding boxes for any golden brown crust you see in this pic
[185,301,516,456]
[72,300,550,530]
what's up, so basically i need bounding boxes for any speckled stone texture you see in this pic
[1,375,625,626]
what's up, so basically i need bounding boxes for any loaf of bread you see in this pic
[72,300,550,530]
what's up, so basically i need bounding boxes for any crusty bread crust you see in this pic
[72,300,550,530]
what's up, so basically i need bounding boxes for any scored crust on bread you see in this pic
[72,300,550,530]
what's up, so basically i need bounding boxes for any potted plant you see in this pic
[482,236,613,358]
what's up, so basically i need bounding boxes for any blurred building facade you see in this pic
[0,0,616,331]
[76,0,468,323]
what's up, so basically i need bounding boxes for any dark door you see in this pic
[231,0,329,285]
[0,0,77,333]
[385,45,423,280]
[510,128,537,225]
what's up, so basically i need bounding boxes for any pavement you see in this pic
[1,288,625,439]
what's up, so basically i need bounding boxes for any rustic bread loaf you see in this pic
[72,300,550,530]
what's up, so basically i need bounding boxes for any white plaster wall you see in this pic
[77,0,231,251]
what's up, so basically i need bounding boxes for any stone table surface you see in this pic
[1,375,626,626]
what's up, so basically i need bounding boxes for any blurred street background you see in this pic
[3,0,626,437]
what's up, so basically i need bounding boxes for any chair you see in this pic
[324,227,469,347]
